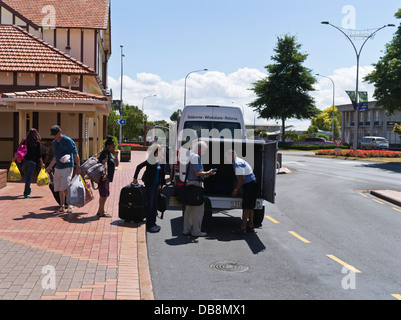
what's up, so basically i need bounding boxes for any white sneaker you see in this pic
[192,232,207,237]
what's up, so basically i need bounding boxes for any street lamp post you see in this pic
[119,45,125,147]
[142,95,157,145]
[184,69,208,106]
[321,21,395,150]
[316,74,336,140]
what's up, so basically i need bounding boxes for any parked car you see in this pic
[304,137,334,144]
[360,136,389,150]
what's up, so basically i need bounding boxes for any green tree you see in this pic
[170,109,182,122]
[364,9,401,114]
[249,34,319,140]
[108,104,146,141]
[394,123,401,138]
[123,104,146,140]
[311,106,342,139]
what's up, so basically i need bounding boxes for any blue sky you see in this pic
[107,0,400,129]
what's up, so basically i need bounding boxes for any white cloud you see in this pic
[108,65,376,131]
[313,65,375,110]
[108,67,265,124]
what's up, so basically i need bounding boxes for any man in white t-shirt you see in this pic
[226,149,257,233]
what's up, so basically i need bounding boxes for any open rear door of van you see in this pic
[262,141,278,204]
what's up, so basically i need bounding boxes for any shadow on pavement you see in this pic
[165,213,266,254]
[357,162,401,174]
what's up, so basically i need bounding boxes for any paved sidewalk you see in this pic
[370,190,401,208]
[0,151,153,300]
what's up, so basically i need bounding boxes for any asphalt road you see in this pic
[147,152,401,300]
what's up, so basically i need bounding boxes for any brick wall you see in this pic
[0,169,7,189]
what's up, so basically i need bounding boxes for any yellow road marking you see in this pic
[372,199,385,205]
[327,255,361,273]
[391,294,401,300]
[359,192,368,198]
[265,216,280,224]
[392,207,401,213]
[289,231,311,244]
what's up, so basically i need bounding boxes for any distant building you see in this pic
[337,101,401,149]
[0,0,112,167]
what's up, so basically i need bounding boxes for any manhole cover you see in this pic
[210,262,249,273]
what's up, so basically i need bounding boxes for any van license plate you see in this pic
[231,201,242,209]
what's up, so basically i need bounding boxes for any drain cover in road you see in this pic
[210,262,249,273]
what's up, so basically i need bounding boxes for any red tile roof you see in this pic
[1,87,108,102]
[1,0,110,29]
[0,25,95,74]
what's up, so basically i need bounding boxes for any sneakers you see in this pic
[191,232,207,237]
[147,225,161,233]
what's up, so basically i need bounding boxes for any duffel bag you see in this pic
[81,156,106,185]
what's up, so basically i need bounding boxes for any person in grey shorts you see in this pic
[46,125,80,213]
[226,149,257,233]
[182,141,215,237]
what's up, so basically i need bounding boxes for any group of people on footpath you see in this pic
[12,127,257,236]
[12,125,118,218]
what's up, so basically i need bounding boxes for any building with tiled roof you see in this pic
[2,88,109,102]
[0,0,111,89]
[0,0,112,166]
[0,25,95,75]
[0,0,110,29]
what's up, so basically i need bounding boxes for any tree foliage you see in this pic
[311,106,342,139]
[249,34,319,139]
[107,103,146,140]
[364,9,401,114]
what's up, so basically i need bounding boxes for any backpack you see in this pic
[80,156,106,185]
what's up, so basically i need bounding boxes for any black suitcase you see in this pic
[119,183,147,222]
[157,191,167,219]
[49,182,61,205]
[48,172,61,205]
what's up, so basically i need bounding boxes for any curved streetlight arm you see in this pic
[322,22,394,58]
[184,69,208,106]
[359,25,389,56]
[322,22,358,57]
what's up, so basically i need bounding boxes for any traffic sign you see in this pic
[334,139,343,148]
[116,119,126,125]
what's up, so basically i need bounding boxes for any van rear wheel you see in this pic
[253,208,265,227]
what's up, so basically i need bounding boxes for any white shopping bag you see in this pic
[67,175,86,208]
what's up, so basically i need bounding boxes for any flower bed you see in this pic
[315,149,401,158]
[121,143,141,147]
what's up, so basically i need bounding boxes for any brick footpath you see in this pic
[0,151,153,300]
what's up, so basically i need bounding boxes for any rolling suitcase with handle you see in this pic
[118,183,147,222]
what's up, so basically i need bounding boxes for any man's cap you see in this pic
[50,125,61,136]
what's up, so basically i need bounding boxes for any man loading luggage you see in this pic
[46,125,80,213]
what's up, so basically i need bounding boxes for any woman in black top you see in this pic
[97,136,119,217]
[132,144,165,232]
[13,129,45,198]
